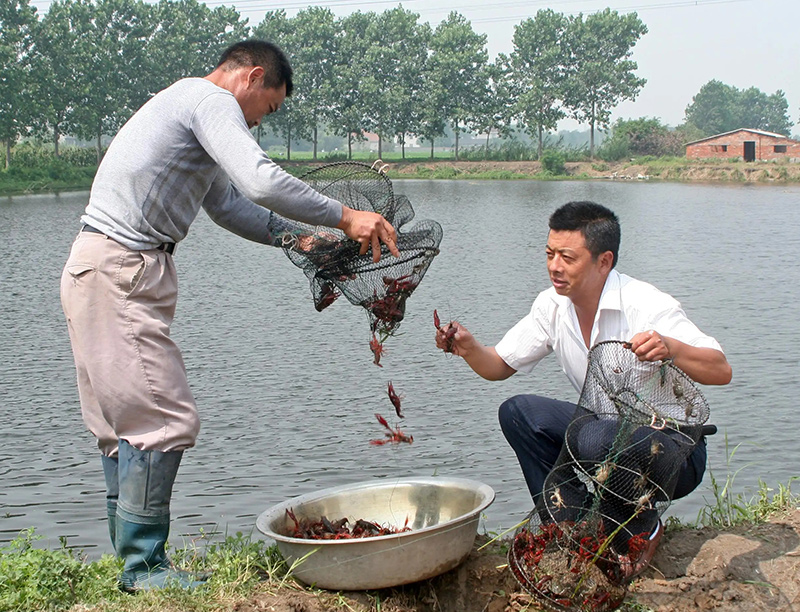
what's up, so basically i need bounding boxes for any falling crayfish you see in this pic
[369,333,386,367]
[387,381,404,418]
[433,309,457,353]
[370,413,413,446]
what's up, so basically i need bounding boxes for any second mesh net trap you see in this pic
[508,341,710,611]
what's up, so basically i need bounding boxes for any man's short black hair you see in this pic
[216,40,293,96]
[549,201,620,268]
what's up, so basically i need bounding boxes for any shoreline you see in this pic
[5,504,799,611]
[2,159,799,197]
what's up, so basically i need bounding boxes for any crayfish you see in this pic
[387,381,404,418]
[433,309,457,353]
[369,333,386,367]
[315,281,339,312]
[370,413,413,445]
[285,508,410,540]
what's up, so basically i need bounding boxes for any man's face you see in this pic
[239,80,286,128]
[545,229,610,299]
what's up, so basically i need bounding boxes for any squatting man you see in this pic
[435,201,732,576]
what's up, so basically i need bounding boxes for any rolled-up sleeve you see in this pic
[650,302,724,352]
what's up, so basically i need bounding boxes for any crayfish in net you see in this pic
[285,508,410,540]
[279,162,442,368]
[365,274,419,365]
[508,520,634,611]
[370,413,413,446]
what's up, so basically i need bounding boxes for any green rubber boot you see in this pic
[101,454,119,551]
[116,439,206,592]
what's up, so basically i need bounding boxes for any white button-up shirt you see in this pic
[495,270,723,392]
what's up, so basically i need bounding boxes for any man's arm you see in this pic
[202,174,399,260]
[435,321,517,381]
[628,330,732,386]
[193,93,398,260]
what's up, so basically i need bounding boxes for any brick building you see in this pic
[685,129,800,161]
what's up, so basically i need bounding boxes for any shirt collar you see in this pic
[597,269,622,313]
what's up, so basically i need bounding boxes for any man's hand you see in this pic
[336,206,400,262]
[626,330,732,385]
[435,320,516,381]
[435,320,474,357]
[627,330,671,362]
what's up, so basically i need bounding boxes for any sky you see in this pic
[29,0,800,131]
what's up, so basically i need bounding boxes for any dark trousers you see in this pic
[498,394,707,505]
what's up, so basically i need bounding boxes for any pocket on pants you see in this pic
[119,253,146,295]
[66,263,96,283]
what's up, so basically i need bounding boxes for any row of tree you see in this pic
[1,0,795,168]
[2,0,650,164]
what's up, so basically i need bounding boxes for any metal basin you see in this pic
[256,477,495,590]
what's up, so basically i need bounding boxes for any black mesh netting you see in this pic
[508,341,710,611]
[279,162,442,363]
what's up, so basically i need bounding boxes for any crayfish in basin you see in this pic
[285,507,410,540]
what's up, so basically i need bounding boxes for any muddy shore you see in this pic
[228,508,800,612]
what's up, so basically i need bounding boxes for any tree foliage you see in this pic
[7,0,798,167]
[427,12,488,160]
[685,80,793,136]
[0,0,38,166]
[562,9,647,157]
[599,117,683,160]
[510,10,568,158]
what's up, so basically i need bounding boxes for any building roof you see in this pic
[685,128,797,146]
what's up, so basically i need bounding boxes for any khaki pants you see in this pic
[60,231,199,455]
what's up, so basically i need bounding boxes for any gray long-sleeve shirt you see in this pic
[83,77,343,250]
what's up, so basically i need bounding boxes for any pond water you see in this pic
[2,178,799,557]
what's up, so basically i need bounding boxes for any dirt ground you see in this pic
[231,508,800,612]
[386,159,800,182]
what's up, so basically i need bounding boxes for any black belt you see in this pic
[81,225,176,255]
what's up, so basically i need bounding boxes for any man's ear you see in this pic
[599,250,614,272]
[247,66,265,87]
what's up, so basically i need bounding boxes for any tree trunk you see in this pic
[378,133,383,159]
[485,130,490,158]
[430,138,434,160]
[54,123,60,158]
[4,140,9,170]
[401,133,406,159]
[286,125,292,161]
[538,124,543,160]
[454,120,460,161]
[312,126,318,160]
[589,99,596,158]
[348,133,352,159]
[96,122,102,164]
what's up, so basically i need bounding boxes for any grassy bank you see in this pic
[1,478,796,612]
[3,155,800,197]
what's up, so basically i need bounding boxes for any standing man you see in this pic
[61,40,399,592]
[435,201,731,574]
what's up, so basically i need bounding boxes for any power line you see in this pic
[27,0,759,23]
